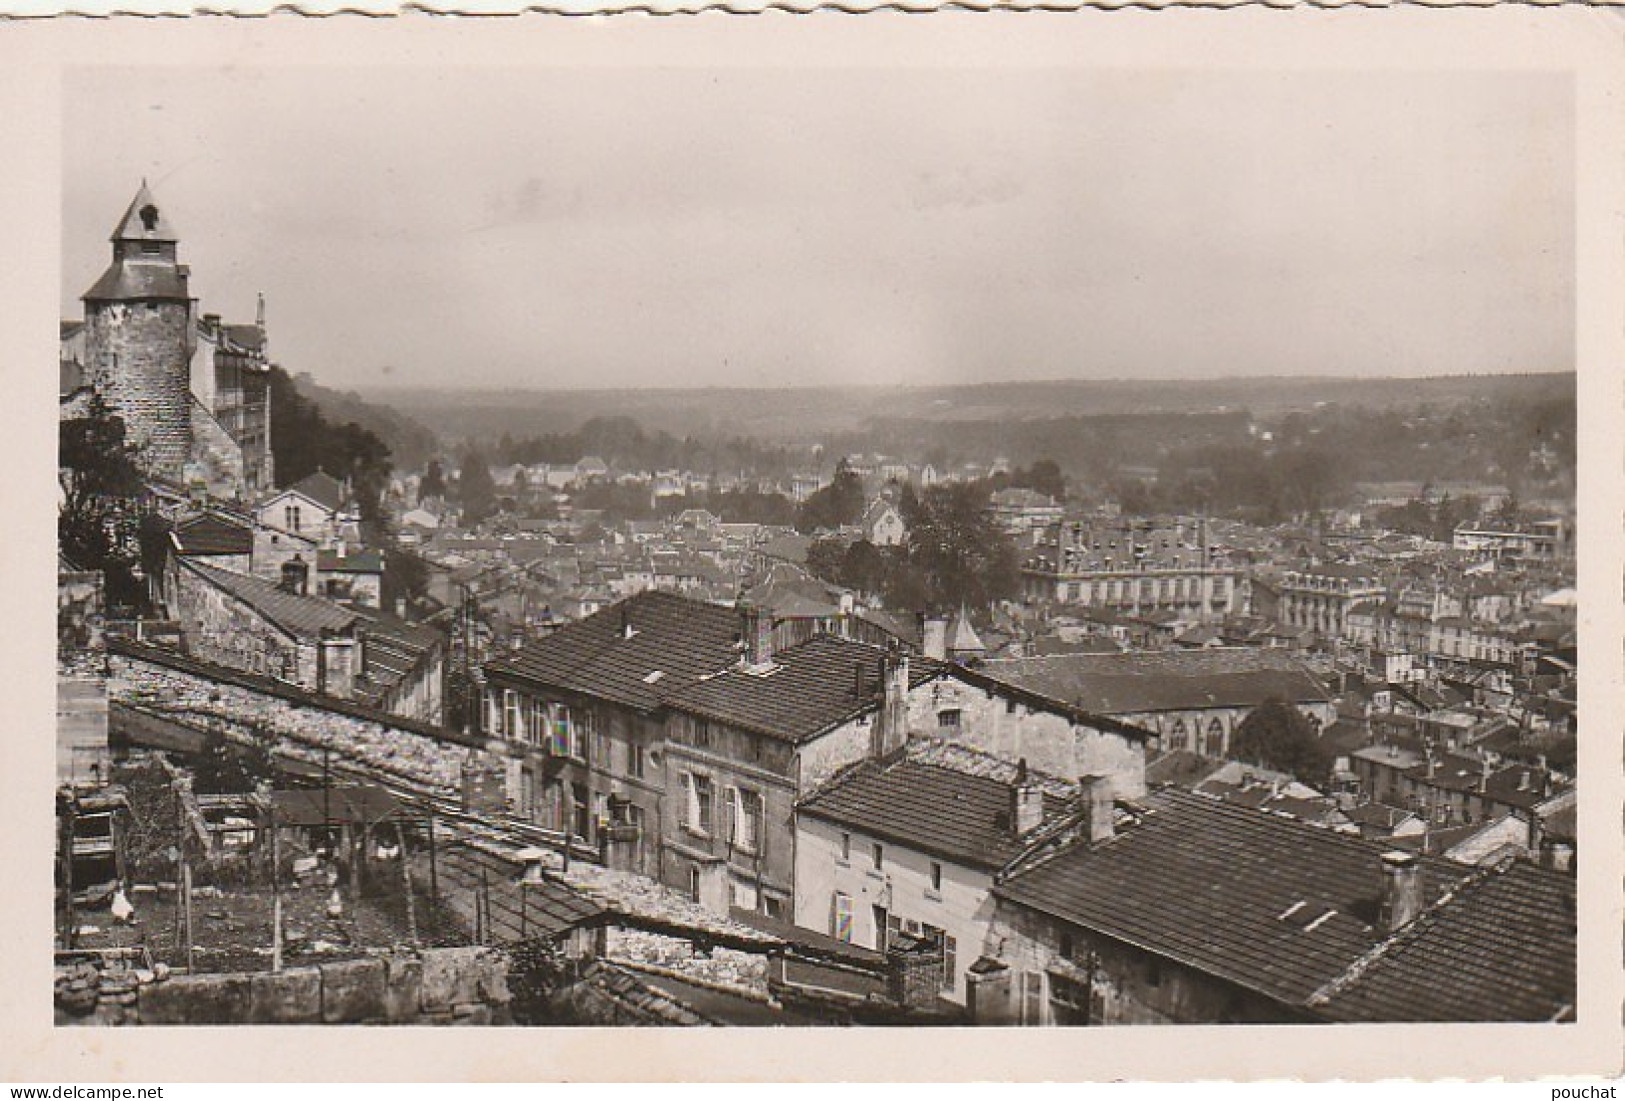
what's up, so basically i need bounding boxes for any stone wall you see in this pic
[59,946,511,1026]
[85,301,194,483]
[110,645,497,796]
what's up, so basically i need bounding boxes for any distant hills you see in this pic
[291,371,440,471]
[364,372,1574,452]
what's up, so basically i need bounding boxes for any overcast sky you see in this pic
[62,64,1573,392]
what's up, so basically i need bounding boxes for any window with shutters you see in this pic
[684,773,714,837]
[502,690,519,739]
[527,699,547,749]
[729,787,763,854]
[831,892,854,943]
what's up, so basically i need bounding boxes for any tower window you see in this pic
[141,242,161,255]
[139,204,159,231]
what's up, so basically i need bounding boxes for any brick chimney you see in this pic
[1378,850,1424,933]
[739,601,773,667]
[870,647,911,759]
[1011,759,1044,836]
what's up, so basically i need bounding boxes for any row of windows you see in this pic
[680,771,764,854]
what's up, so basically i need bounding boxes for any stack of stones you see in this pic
[54,958,171,1026]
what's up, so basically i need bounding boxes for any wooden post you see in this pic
[60,796,77,950]
[395,820,417,947]
[479,865,491,946]
[427,814,439,930]
[181,860,195,973]
[519,879,528,940]
[270,814,283,972]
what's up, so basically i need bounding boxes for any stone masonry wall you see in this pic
[60,946,511,1026]
[110,648,496,796]
[86,302,194,482]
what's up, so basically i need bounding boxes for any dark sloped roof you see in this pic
[799,754,1070,870]
[223,323,266,352]
[317,548,385,573]
[484,590,742,712]
[664,634,941,744]
[270,784,401,828]
[83,261,190,303]
[980,648,1331,715]
[995,788,1474,1011]
[289,470,346,513]
[1313,861,1575,1022]
[172,512,253,557]
[182,560,357,640]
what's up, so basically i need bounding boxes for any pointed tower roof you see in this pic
[947,605,986,657]
[84,182,190,303]
[110,181,179,243]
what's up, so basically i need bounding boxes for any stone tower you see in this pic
[82,183,196,483]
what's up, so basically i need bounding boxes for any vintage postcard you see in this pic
[1,7,1621,1083]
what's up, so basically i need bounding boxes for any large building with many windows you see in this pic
[1022,515,1239,619]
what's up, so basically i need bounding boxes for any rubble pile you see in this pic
[605,929,768,998]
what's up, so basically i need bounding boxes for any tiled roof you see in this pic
[995,788,1476,1011]
[182,560,357,640]
[1312,861,1575,1022]
[171,512,253,557]
[484,590,742,713]
[980,648,1331,716]
[316,548,385,573]
[798,750,1073,870]
[665,633,941,744]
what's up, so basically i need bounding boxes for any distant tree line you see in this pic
[269,365,393,522]
[490,415,805,483]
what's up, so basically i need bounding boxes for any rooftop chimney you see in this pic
[1081,774,1115,844]
[1378,850,1425,933]
[921,614,949,662]
[1011,759,1045,836]
[871,646,911,759]
[739,601,773,667]
[279,555,309,596]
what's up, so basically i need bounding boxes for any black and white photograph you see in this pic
[9,6,1622,1084]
